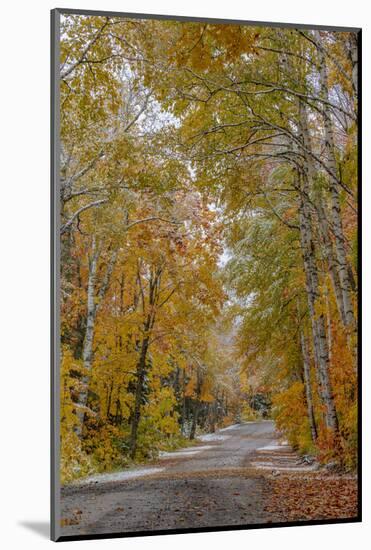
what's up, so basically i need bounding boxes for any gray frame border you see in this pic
[54,7,360,32]
[51,8,362,542]
[51,8,61,542]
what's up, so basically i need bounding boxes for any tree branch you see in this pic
[61,199,108,234]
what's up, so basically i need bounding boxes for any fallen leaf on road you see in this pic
[264,474,358,521]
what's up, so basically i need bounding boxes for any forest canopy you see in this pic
[58,15,358,483]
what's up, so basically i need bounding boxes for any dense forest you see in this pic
[58,15,358,483]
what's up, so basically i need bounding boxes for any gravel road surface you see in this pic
[60,421,281,537]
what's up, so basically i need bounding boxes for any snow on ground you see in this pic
[251,461,317,472]
[257,444,290,451]
[198,433,230,442]
[197,421,243,440]
[159,450,200,458]
[159,445,213,458]
[75,467,165,485]
[219,424,241,432]
[73,424,241,485]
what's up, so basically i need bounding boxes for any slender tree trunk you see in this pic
[181,370,186,436]
[315,32,356,335]
[75,236,99,434]
[106,378,114,419]
[298,178,339,434]
[129,336,150,459]
[129,265,163,458]
[75,238,117,436]
[298,100,347,328]
[347,33,358,97]
[114,386,122,425]
[300,331,318,442]
[325,285,333,364]
[189,401,199,440]
[189,367,202,440]
[316,194,347,327]
[209,400,217,433]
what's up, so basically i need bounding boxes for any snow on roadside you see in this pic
[160,450,200,458]
[73,443,216,485]
[198,433,230,442]
[257,444,290,451]
[197,421,243,440]
[74,467,164,485]
[252,438,318,473]
[159,445,213,458]
[219,424,241,432]
[251,461,317,472]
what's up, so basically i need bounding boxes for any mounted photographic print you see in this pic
[51,8,361,541]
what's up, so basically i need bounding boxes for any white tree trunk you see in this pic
[315,32,356,334]
[75,235,99,434]
[300,331,318,442]
[298,177,339,434]
[347,33,358,97]
[298,100,348,328]
[75,237,118,436]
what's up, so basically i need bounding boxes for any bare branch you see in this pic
[61,199,108,235]
[61,18,110,80]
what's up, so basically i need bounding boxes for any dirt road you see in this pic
[60,421,284,537]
